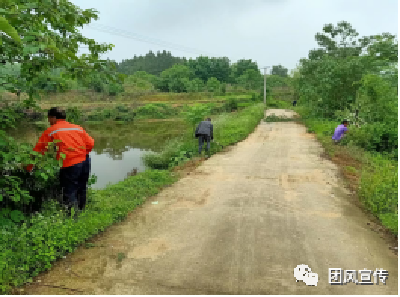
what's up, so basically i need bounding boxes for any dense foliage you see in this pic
[292,21,398,234]
[0,0,119,233]
[293,21,398,157]
[117,50,187,76]
[271,65,288,77]
[116,54,276,94]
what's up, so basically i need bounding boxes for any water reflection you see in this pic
[9,119,189,189]
[89,147,154,189]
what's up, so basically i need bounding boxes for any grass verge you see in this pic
[294,106,398,236]
[143,103,265,169]
[0,170,177,293]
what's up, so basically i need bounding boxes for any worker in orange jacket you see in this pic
[26,107,95,215]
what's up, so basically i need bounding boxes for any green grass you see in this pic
[294,107,398,235]
[143,103,265,169]
[359,153,398,233]
[0,170,178,294]
[265,97,292,109]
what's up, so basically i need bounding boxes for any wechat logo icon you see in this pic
[294,264,318,286]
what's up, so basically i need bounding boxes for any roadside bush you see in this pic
[0,132,65,220]
[0,102,26,129]
[348,122,398,156]
[359,153,398,234]
[295,112,398,235]
[224,97,238,112]
[135,103,178,119]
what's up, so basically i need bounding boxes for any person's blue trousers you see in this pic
[198,134,211,154]
[59,155,91,211]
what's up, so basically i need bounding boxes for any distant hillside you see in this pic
[116,50,187,76]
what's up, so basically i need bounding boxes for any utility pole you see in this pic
[263,66,270,108]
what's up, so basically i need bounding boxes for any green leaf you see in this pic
[0,16,21,44]
[23,46,40,55]
[10,210,24,223]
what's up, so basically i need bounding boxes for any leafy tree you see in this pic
[117,50,187,76]
[266,75,290,88]
[186,56,231,83]
[0,0,119,211]
[2,0,119,107]
[308,21,397,62]
[294,21,398,156]
[271,65,288,77]
[157,64,194,92]
[131,71,158,85]
[365,33,398,63]
[206,77,221,93]
[296,21,398,119]
[123,71,157,91]
[309,21,363,60]
[35,69,70,93]
[237,69,262,90]
[0,15,22,44]
[185,78,205,93]
[231,59,259,81]
[83,59,125,95]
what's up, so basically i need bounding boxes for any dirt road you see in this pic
[24,109,398,294]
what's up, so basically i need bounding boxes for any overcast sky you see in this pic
[72,0,398,72]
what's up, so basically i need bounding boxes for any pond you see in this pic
[8,119,189,189]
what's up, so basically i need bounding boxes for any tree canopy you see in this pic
[117,50,187,76]
[293,20,398,155]
[271,65,288,77]
[1,0,121,106]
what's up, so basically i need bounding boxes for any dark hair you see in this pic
[342,120,349,124]
[207,118,211,121]
[48,107,66,119]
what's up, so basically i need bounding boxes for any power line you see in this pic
[84,23,218,57]
[87,23,217,56]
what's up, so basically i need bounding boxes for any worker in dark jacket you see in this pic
[195,118,213,156]
[26,107,95,215]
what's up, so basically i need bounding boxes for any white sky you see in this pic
[72,0,398,72]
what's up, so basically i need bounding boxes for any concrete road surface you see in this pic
[24,109,398,295]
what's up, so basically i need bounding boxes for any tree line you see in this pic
[291,21,397,157]
[116,53,290,94]
[2,51,291,96]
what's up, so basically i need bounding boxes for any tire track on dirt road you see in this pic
[23,109,397,295]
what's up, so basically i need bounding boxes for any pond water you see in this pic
[9,119,189,189]
[89,147,151,189]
